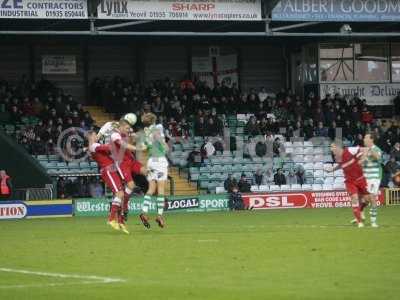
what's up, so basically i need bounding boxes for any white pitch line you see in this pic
[0,267,126,289]
[198,239,219,243]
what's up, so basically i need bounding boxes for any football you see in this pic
[123,113,137,126]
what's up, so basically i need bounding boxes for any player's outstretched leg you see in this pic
[350,195,364,228]
[139,194,151,229]
[155,195,166,228]
[108,194,123,231]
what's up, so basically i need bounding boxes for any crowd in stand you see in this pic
[2,75,400,191]
[0,77,95,155]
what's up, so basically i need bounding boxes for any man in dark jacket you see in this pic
[274,168,287,186]
[238,174,251,192]
[228,186,244,210]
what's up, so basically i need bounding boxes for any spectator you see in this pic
[0,170,12,199]
[273,137,282,157]
[194,116,207,137]
[265,169,274,185]
[254,169,264,186]
[383,156,400,187]
[315,121,328,137]
[245,116,261,136]
[202,138,215,158]
[238,174,251,193]
[274,168,286,186]
[187,148,203,168]
[224,174,237,193]
[296,166,307,185]
[361,107,373,124]
[390,142,400,161]
[287,170,297,185]
[57,177,67,198]
[89,178,104,198]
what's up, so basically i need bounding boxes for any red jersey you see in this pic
[337,147,364,182]
[110,131,134,164]
[90,143,113,169]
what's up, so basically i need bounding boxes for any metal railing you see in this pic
[14,188,53,201]
[385,188,400,205]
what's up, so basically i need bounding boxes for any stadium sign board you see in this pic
[320,83,400,106]
[0,200,73,220]
[74,194,229,217]
[272,0,400,22]
[243,190,385,210]
[97,0,262,21]
[0,0,87,19]
[42,55,77,75]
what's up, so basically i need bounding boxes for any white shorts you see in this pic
[367,179,381,195]
[147,157,168,181]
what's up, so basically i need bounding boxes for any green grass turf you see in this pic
[0,207,400,300]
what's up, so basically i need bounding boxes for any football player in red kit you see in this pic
[109,117,147,232]
[327,141,370,228]
[87,131,127,233]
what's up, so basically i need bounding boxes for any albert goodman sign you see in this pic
[272,0,400,22]
[97,0,262,21]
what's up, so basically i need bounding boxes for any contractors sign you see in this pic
[243,190,385,210]
[97,0,262,21]
[0,0,87,19]
[272,0,400,22]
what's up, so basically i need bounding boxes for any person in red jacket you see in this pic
[0,170,12,199]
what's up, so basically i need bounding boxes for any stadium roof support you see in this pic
[271,22,321,32]
[96,20,155,31]
[1,31,400,37]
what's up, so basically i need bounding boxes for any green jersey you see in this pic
[144,124,168,158]
[363,145,383,180]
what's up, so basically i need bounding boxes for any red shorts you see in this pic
[116,160,143,183]
[345,177,369,196]
[101,168,123,194]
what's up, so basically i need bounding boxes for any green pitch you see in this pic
[1,207,400,300]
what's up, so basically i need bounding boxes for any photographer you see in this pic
[228,185,245,211]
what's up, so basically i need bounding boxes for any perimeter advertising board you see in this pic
[272,0,400,22]
[97,0,261,21]
[0,0,87,19]
[74,194,229,217]
[243,190,385,210]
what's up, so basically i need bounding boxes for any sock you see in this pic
[157,196,165,215]
[142,195,151,213]
[123,187,132,213]
[118,207,124,224]
[352,203,361,223]
[108,196,122,222]
[370,206,377,224]
[360,202,368,212]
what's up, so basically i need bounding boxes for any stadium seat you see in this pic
[322,184,334,190]
[333,182,345,190]
[280,185,291,191]
[270,185,281,191]
[301,184,312,191]
[291,184,302,191]
[311,184,323,190]
[250,185,259,192]
[258,185,270,191]
[216,186,226,194]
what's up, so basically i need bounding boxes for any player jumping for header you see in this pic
[139,113,169,229]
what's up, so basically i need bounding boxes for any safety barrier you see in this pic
[384,188,400,205]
